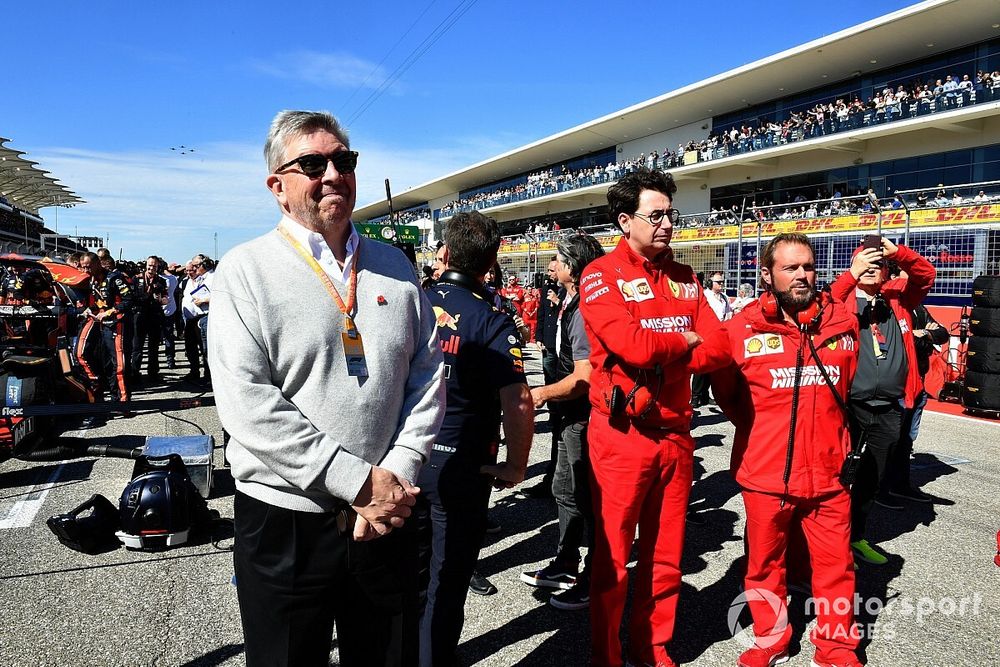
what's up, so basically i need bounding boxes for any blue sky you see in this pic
[4,0,916,262]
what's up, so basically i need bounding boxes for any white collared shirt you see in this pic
[280,215,359,284]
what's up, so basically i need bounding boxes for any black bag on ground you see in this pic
[47,494,121,554]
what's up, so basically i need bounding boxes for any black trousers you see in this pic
[848,401,902,542]
[233,491,419,667]
[415,453,492,667]
[131,308,163,376]
[552,419,594,577]
[184,316,205,375]
[541,348,562,480]
[691,373,711,404]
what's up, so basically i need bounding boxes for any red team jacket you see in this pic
[706,297,861,498]
[830,243,936,409]
[579,239,729,435]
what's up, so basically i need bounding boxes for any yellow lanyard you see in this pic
[277,225,360,333]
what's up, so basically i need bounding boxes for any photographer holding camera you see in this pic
[831,235,935,566]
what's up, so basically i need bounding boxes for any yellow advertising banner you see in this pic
[497,204,1000,254]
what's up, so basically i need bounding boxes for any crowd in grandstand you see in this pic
[435,69,1000,221]
[368,206,432,226]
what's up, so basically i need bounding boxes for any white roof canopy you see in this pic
[0,137,84,215]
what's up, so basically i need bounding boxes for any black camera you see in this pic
[839,450,864,487]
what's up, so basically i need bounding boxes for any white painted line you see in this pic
[926,408,1000,426]
[919,452,972,467]
[0,463,67,529]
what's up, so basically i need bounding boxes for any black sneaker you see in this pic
[874,495,905,511]
[549,581,589,610]
[469,572,497,596]
[78,415,108,430]
[520,561,578,590]
[485,517,502,535]
[888,486,933,503]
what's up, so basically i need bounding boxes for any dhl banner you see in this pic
[497,204,1000,254]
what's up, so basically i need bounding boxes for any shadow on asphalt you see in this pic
[178,643,244,667]
[212,466,236,500]
[0,458,95,495]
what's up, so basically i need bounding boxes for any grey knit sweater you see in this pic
[208,229,445,512]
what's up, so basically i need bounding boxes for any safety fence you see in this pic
[419,181,1000,306]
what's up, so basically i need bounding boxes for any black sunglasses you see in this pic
[277,151,359,178]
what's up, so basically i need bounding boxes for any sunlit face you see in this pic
[267,129,357,234]
[145,258,158,275]
[191,257,208,277]
[762,242,816,313]
[709,273,725,294]
[857,262,886,288]
[185,262,196,278]
[621,189,673,258]
[432,245,448,280]
[547,259,558,281]
[554,253,573,287]
[79,255,98,278]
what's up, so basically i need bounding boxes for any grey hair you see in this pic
[738,282,754,297]
[264,110,350,173]
[556,234,605,284]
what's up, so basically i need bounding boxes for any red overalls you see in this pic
[580,239,728,666]
[707,296,862,664]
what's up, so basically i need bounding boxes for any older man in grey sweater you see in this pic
[209,110,445,667]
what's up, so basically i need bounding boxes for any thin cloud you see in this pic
[32,135,505,260]
[251,51,390,89]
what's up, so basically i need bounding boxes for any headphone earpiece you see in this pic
[760,290,780,319]
[759,289,824,330]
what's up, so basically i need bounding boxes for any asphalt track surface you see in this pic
[0,347,997,667]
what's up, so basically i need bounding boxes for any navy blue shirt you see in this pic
[427,272,526,462]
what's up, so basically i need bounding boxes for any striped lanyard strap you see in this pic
[277,224,361,335]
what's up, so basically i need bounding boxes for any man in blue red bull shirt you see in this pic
[417,210,534,667]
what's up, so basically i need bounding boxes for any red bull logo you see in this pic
[433,306,461,331]
[440,335,461,355]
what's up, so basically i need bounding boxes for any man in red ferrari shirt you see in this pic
[500,274,526,316]
[707,233,863,667]
[579,168,729,667]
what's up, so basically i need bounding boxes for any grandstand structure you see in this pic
[356,0,1000,312]
[0,138,85,255]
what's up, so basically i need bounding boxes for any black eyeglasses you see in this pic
[632,209,680,227]
[276,151,359,178]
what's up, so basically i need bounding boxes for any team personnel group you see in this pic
[41,249,217,427]
[205,109,939,667]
